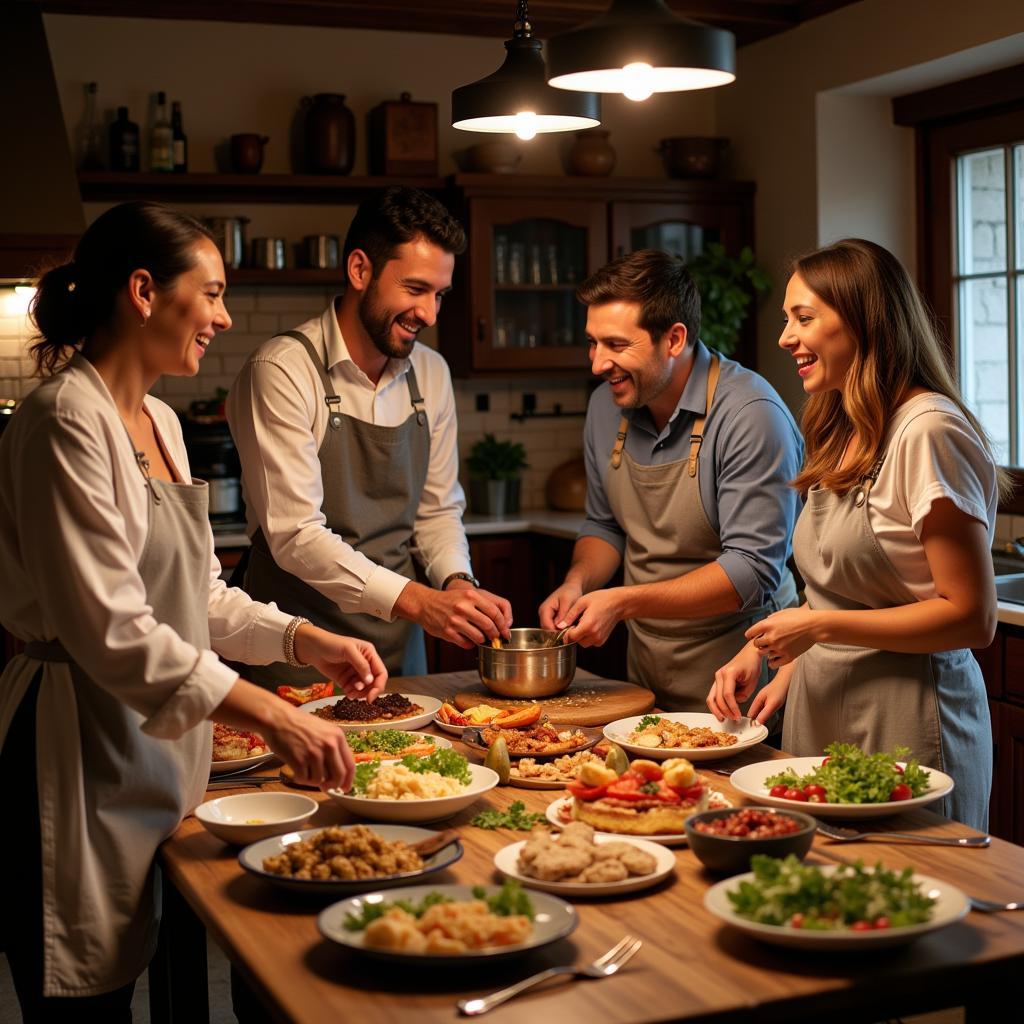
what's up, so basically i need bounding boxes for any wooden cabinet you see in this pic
[974,621,1024,841]
[440,175,757,376]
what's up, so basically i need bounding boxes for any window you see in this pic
[953,145,1024,464]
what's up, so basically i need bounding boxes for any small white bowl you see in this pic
[195,792,319,844]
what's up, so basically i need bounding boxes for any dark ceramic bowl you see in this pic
[684,807,816,875]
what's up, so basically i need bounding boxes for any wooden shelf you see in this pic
[78,171,447,204]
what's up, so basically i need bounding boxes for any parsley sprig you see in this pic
[471,800,546,830]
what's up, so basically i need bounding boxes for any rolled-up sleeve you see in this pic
[15,411,237,741]
[578,393,627,555]
[713,399,803,609]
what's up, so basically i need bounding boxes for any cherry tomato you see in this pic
[874,917,891,930]
[894,763,905,774]
[851,921,873,932]
[889,783,913,801]
[789,913,805,928]
[769,784,789,797]
[803,784,827,800]
[783,787,808,802]
[566,781,608,801]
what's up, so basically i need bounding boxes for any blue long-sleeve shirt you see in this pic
[580,341,804,610]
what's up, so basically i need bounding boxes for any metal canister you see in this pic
[304,234,340,269]
[250,237,287,269]
[204,217,249,269]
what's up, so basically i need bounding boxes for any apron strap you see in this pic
[405,364,427,427]
[24,639,71,662]
[688,352,721,478]
[282,329,345,431]
[853,455,886,506]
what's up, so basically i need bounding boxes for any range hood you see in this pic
[0,5,84,280]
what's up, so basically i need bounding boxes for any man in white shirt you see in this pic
[227,187,511,682]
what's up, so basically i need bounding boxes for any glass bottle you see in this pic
[150,91,174,172]
[78,81,104,171]
[109,106,140,172]
[171,100,188,173]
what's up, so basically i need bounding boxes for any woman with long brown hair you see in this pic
[0,201,386,1018]
[708,238,1003,829]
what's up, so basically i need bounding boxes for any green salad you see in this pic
[764,742,930,804]
[343,880,534,931]
[727,854,935,931]
[347,729,435,756]
[351,749,472,794]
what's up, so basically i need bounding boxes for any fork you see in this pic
[968,896,1024,912]
[815,819,990,847]
[456,935,641,1016]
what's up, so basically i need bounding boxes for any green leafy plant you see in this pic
[687,244,772,357]
[466,433,528,482]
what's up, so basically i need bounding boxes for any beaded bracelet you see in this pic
[283,616,311,667]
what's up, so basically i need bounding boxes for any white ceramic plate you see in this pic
[703,865,969,950]
[349,731,452,760]
[603,713,768,762]
[195,792,319,844]
[238,824,463,894]
[544,793,733,847]
[508,773,574,791]
[299,693,441,732]
[210,751,276,775]
[317,883,578,965]
[327,762,499,823]
[729,757,954,819]
[433,718,474,737]
[494,834,675,896]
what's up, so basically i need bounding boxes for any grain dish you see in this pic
[604,713,768,762]
[626,714,737,750]
[261,824,423,880]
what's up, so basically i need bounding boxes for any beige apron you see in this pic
[22,468,213,995]
[784,451,992,830]
[242,330,430,684]
[605,354,797,711]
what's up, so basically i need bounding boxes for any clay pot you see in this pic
[304,94,356,175]
[545,455,587,511]
[466,139,521,174]
[567,129,616,177]
[658,137,728,179]
[229,133,269,174]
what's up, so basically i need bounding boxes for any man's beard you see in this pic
[358,279,417,359]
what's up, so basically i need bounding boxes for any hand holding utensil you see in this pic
[815,819,990,847]
[456,935,641,1016]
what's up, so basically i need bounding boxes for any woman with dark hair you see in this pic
[0,201,386,1018]
[708,238,1005,829]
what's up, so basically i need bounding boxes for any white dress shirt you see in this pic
[227,299,473,621]
[0,354,294,994]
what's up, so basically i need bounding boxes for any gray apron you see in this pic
[242,330,430,685]
[605,354,797,711]
[783,449,992,830]
[28,462,213,993]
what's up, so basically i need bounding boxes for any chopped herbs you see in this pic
[635,714,662,731]
[350,749,471,794]
[727,854,936,930]
[346,729,434,755]
[351,760,381,793]
[765,742,931,804]
[472,880,534,920]
[471,800,546,831]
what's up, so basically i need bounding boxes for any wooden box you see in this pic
[368,92,438,176]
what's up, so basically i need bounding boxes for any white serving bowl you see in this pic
[327,762,499,823]
[195,792,319,844]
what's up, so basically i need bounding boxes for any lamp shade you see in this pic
[452,36,600,138]
[547,0,735,99]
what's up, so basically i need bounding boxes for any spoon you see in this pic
[412,828,461,859]
[548,623,573,647]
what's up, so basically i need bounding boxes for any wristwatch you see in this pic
[442,571,480,590]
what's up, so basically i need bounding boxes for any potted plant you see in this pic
[466,433,528,517]
[687,244,772,357]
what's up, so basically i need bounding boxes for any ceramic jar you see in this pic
[304,94,355,175]
[567,129,616,177]
[229,133,269,174]
[545,455,587,511]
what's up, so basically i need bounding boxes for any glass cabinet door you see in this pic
[470,198,606,370]
[610,201,744,261]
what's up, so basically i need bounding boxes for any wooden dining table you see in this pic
[153,672,1024,1024]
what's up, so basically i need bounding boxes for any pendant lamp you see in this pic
[451,1,600,140]
[547,0,735,101]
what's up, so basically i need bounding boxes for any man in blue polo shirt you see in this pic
[539,249,802,712]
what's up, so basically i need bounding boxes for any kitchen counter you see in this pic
[997,601,1024,627]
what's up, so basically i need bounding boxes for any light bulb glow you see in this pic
[513,111,538,141]
[621,62,654,102]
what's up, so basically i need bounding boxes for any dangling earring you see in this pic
[141,310,150,327]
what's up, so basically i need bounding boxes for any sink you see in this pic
[995,572,1024,605]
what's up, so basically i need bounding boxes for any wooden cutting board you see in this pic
[453,670,654,727]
